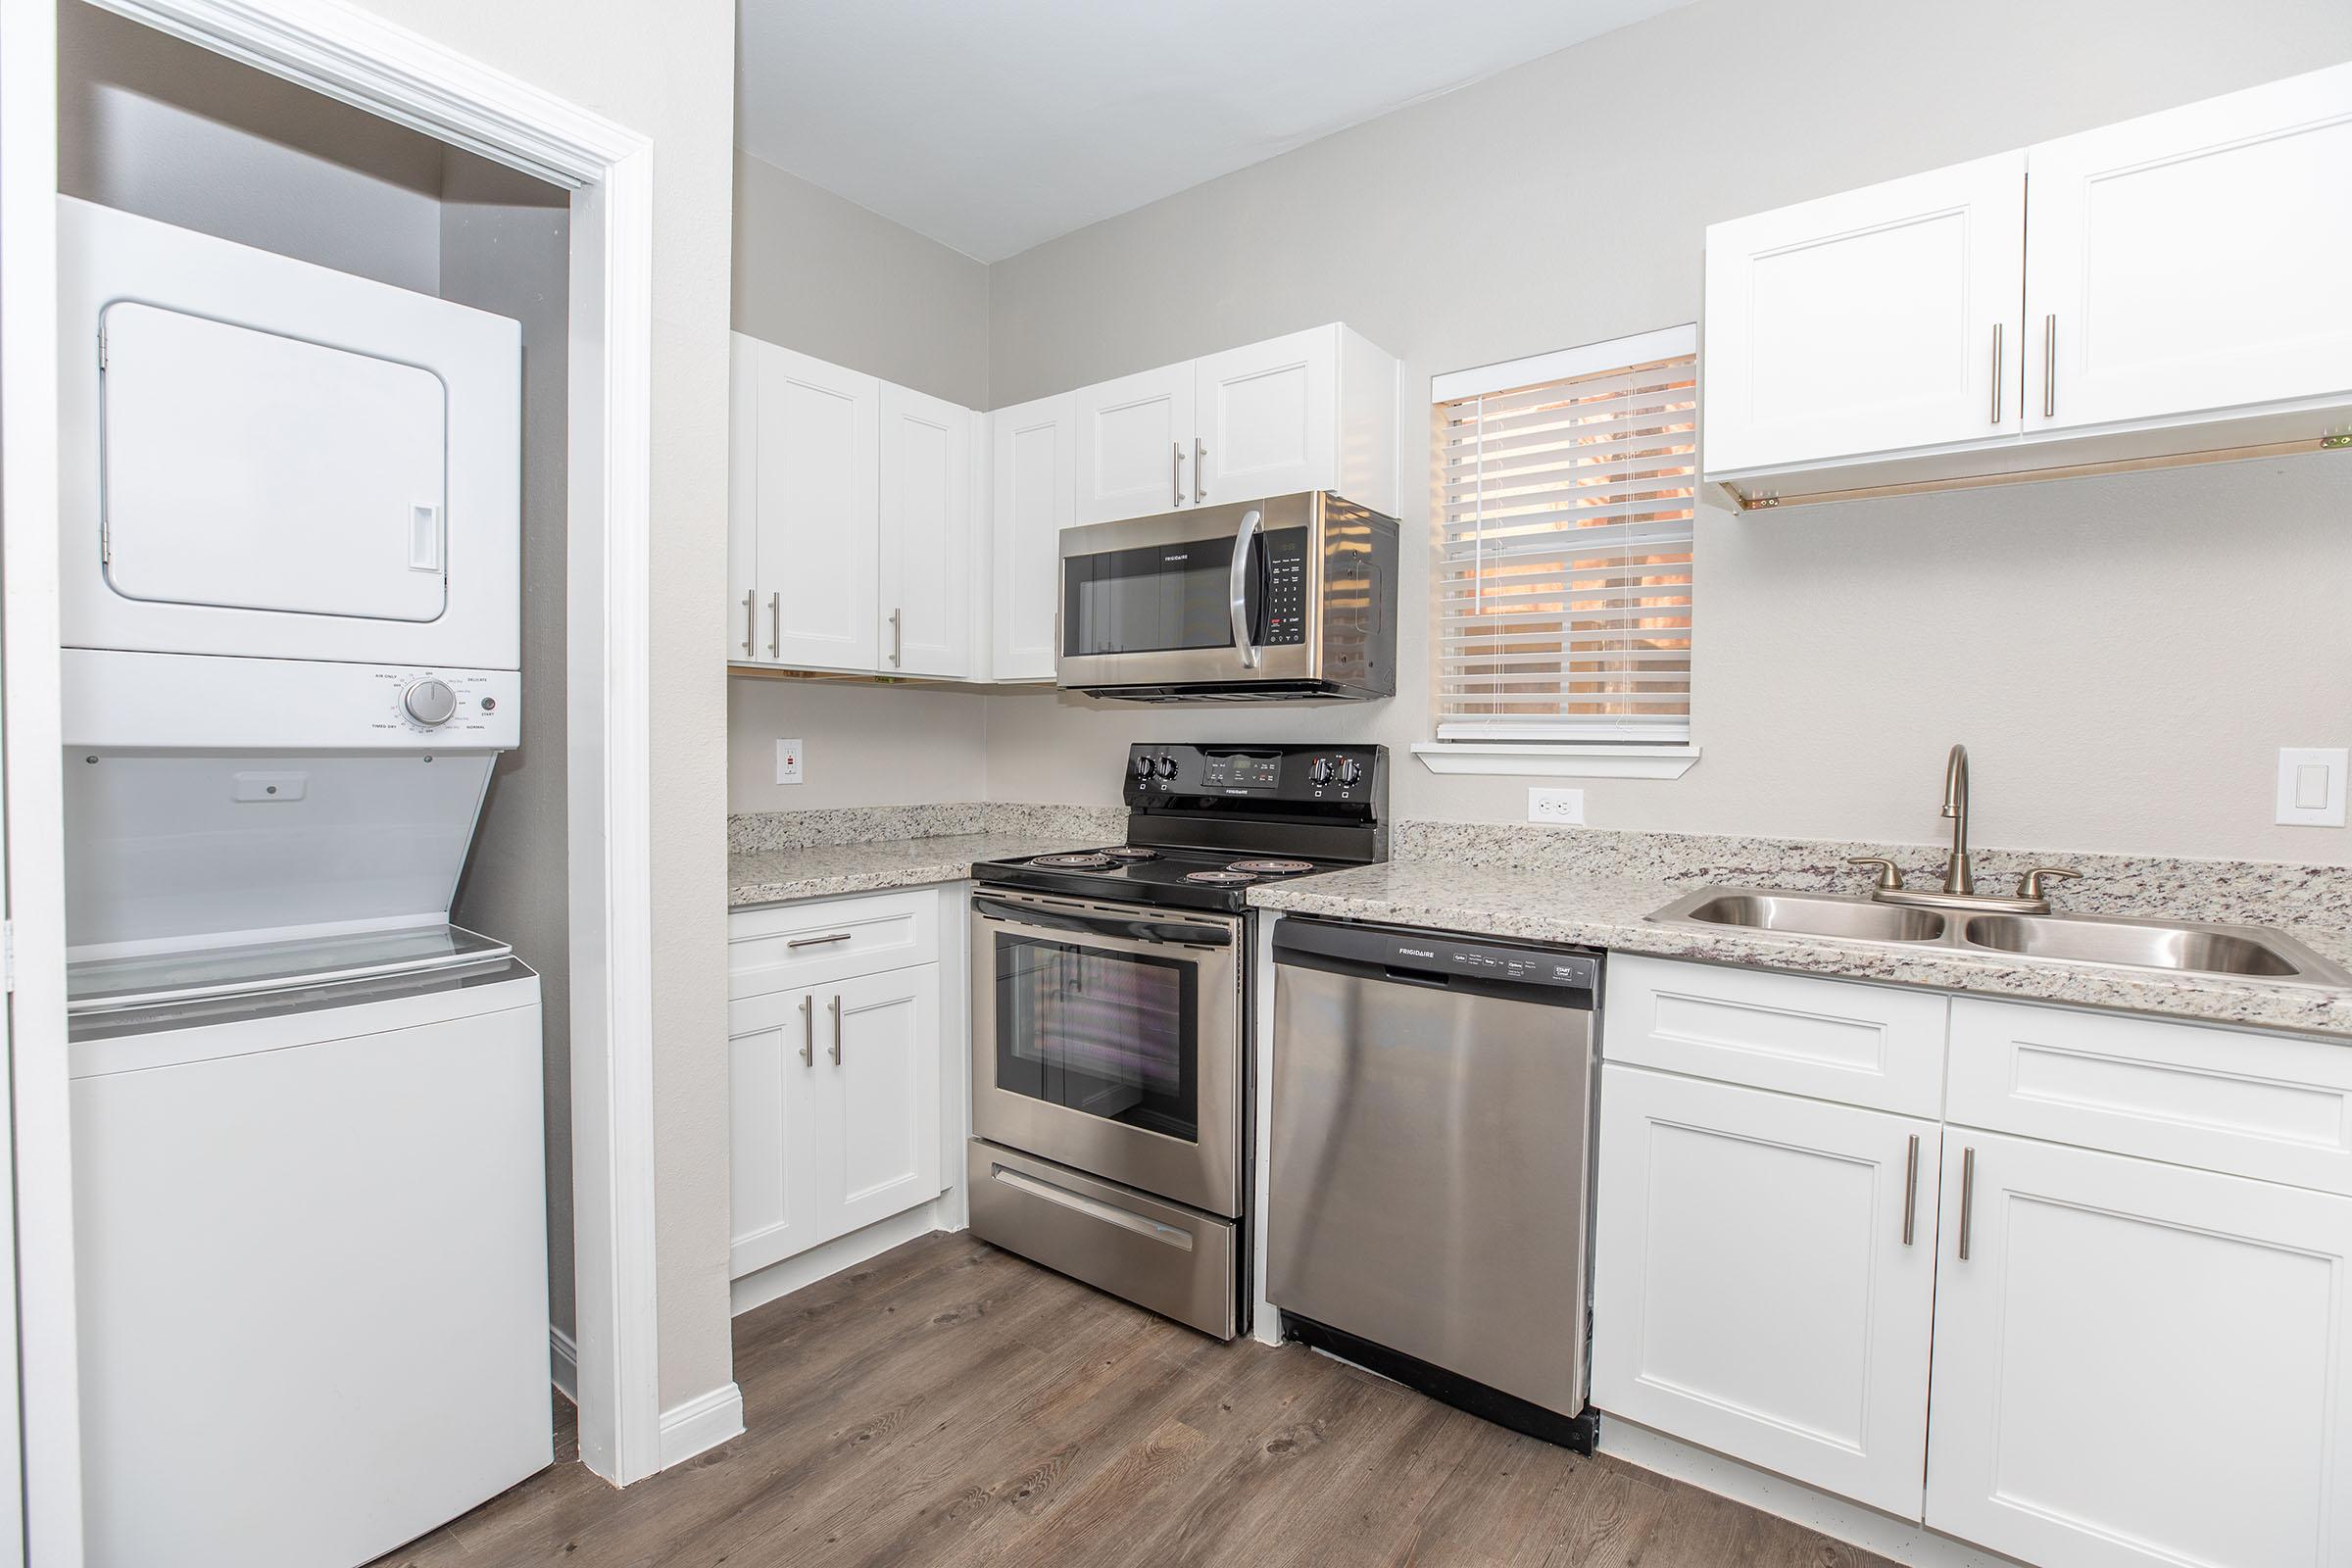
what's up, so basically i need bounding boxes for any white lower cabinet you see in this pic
[1924,1130,2352,1568]
[1596,956,2352,1568]
[1592,1063,1939,1517]
[727,894,946,1280]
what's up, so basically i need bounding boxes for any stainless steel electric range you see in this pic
[965,741,1387,1339]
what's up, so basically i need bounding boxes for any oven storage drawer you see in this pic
[967,1141,1238,1340]
[728,888,938,998]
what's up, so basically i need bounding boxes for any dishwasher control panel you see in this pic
[1274,916,1599,996]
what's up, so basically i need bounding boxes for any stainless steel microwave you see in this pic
[1054,491,1397,702]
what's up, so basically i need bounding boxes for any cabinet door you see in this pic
[1072,362,1195,524]
[989,392,1074,682]
[816,964,943,1244]
[1592,1065,1938,1517]
[727,988,821,1278]
[1194,325,1335,507]
[877,383,972,679]
[1926,1131,2352,1568]
[755,343,879,670]
[726,332,760,662]
[1702,151,2026,476]
[2025,61,2352,434]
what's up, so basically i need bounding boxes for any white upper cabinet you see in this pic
[1703,61,2352,504]
[1073,362,1196,525]
[1592,1064,1940,1518]
[2026,61,2352,436]
[878,382,973,679]
[1070,323,1398,527]
[989,393,1075,683]
[753,341,880,669]
[1703,152,2026,475]
[1925,1131,2352,1568]
[727,334,760,662]
[1194,326,1338,506]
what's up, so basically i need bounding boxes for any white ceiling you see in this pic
[736,0,1695,263]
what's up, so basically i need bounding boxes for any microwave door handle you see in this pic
[1227,507,1263,669]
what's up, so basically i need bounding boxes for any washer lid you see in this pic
[99,301,450,623]
[67,922,513,1015]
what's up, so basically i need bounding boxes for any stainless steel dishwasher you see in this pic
[1267,915,1601,1450]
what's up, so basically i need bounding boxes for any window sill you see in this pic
[1409,742,1702,780]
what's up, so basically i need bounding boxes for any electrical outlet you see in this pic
[1527,787,1585,826]
[775,739,804,786]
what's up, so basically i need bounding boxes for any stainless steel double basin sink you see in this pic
[1644,887,2352,988]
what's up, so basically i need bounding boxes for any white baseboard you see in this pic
[1600,1419,2025,1568]
[657,1381,744,1470]
[729,1196,957,1318]
[549,1324,578,1402]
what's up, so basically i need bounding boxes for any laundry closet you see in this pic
[51,8,576,1564]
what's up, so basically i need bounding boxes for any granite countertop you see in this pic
[1250,858,2352,1040]
[728,832,1081,907]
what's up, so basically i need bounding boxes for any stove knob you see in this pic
[1338,758,1363,786]
[1154,754,1179,779]
[1307,758,1333,785]
[403,677,458,726]
[1132,755,1156,782]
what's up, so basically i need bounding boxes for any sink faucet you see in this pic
[1940,744,1975,896]
[1850,744,2082,914]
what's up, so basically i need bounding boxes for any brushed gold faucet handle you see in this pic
[1847,856,1906,892]
[2017,866,2082,902]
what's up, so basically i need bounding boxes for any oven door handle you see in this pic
[972,895,1236,949]
[1227,507,1263,670]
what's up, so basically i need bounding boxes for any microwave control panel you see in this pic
[1262,529,1309,646]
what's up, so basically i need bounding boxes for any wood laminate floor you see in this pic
[377,1232,1894,1568]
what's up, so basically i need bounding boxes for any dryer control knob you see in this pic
[403,678,459,726]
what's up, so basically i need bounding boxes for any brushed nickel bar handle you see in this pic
[786,931,852,949]
[889,607,904,668]
[1989,322,2003,425]
[1957,1146,1977,1260]
[742,591,757,658]
[1172,441,1184,508]
[1901,1134,1921,1246]
[1195,436,1206,503]
[828,994,843,1065]
[798,994,813,1066]
[767,592,781,659]
[2042,315,2057,419]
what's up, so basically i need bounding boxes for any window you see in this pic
[1427,326,1699,767]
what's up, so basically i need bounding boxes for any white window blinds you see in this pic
[1434,326,1699,745]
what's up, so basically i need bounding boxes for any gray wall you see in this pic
[733,149,990,408]
[442,161,574,1344]
[728,150,999,812]
[982,0,2352,863]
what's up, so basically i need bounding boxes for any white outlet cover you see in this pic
[775,738,804,786]
[1527,786,1585,825]
[2276,747,2345,826]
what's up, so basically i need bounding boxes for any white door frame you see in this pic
[7,0,671,1539]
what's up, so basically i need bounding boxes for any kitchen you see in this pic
[7,1,2352,1566]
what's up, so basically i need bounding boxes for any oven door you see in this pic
[1055,496,1316,691]
[970,890,1245,1217]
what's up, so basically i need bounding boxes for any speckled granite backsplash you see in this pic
[1389,821,2352,928]
[728,802,1128,856]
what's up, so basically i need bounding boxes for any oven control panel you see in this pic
[1123,743,1386,811]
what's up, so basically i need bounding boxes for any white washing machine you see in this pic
[57,198,553,1568]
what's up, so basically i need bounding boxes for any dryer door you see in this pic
[101,302,448,623]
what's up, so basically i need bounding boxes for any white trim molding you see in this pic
[550,1325,579,1404]
[83,0,669,1491]
[1434,323,1698,403]
[657,1383,746,1471]
[1411,743,1703,780]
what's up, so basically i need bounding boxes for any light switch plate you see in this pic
[2276,747,2345,826]
[775,739,804,786]
[1527,787,1585,825]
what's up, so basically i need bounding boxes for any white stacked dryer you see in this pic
[56,196,553,1568]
